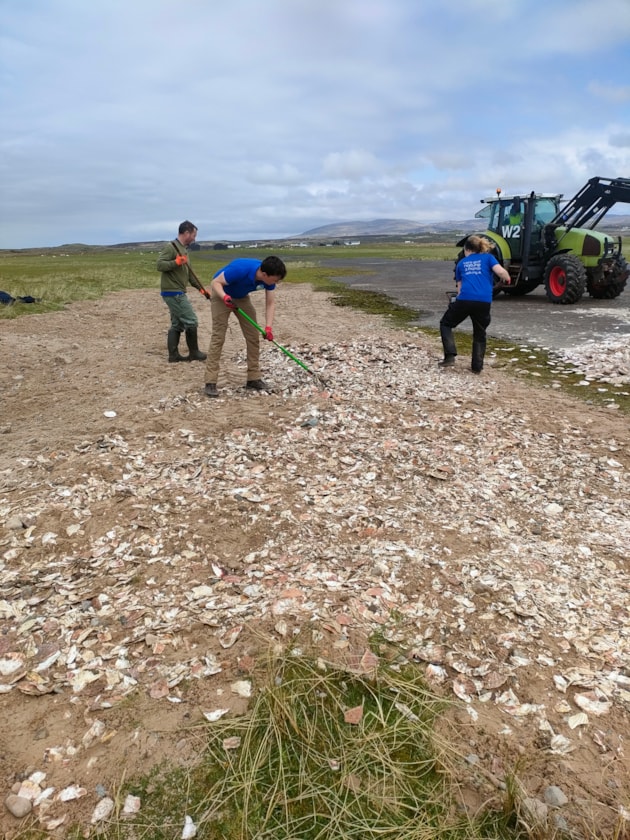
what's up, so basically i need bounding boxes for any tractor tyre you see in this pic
[543,254,587,304]
[586,257,629,299]
[452,249,464,291]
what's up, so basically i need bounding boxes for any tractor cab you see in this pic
[474,192,560,263]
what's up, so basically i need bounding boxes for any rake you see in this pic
[234,306,328,388]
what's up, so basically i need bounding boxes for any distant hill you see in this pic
[300,219,476,237]
[301,215,630,238]
[4,215,629,256]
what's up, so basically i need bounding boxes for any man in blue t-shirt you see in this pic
[204,256,287,397]
[439,236,510,374]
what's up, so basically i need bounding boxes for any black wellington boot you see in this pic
[167,329,188,362]
[471,339,485,373]
[185,327,207,361]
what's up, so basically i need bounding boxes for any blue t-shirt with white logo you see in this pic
[214,258,276,299]
[455,252,498,303]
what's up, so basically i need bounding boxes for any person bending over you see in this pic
[204,256,286,397]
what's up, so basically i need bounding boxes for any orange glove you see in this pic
[175,254,188,266]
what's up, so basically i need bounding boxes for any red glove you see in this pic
[175,254,188,266]
[223,294,235,309]
[264,326,274,341]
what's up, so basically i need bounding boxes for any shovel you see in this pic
[234,306,328,388]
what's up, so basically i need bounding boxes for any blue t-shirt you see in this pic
[214,258,276,299]
[455,252,498,303]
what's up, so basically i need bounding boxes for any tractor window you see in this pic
[475,203,500,231]
[475,204,493,222]
[508,199,523,224]
[533,199,557,225]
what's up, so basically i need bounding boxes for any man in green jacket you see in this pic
[157,221,208,363]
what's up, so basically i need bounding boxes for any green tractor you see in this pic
[456,176,630,304]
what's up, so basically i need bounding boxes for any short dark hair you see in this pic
[178,220,197,235]
[261,255,287,279]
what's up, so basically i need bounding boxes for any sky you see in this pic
[1,0,630,249]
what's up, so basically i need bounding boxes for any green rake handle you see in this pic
[234,306,326,384]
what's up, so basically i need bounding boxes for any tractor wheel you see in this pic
[586,257,629,299]
[543,255,587,304]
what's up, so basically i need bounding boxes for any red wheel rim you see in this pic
[548,266,567,297]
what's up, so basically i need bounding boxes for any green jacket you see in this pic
[157,240,202,293]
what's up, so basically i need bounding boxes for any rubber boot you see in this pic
[471,339,485,373]
[167,329,188,363]
[185,327,207,362]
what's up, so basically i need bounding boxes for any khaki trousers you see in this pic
[204,294,261,383]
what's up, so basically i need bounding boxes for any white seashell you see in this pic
[0,654,25,677]
[543,503,563,516]
[231,680,252,698]
[574,692,611,716]
[181,815,197,838]
[452,676,475,703]
[567,712,589,729]
[203,708,230,722]
[425,664,447,684]
[91,797,114,823]
[58,785,87,801]
[17,779,42,801]
[82,719,106,748]
[218,625,242,648]
[122,794,141,815]
[549,734,575,754]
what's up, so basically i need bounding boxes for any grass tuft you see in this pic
[93,649,525,840]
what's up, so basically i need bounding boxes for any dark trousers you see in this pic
[440,299,491,372]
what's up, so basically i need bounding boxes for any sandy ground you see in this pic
[0,284,629,837]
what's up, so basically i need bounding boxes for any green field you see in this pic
[2,235,628,318]
[0,240,456,318]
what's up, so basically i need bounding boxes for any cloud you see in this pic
[588,82,630,104]
[610,132,630,148]
[1,0,629,247]
[321,150,381,180]
[247,163,302,185]
[519,0,630,53]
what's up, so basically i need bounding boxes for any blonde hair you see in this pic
[465,235,492,254]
